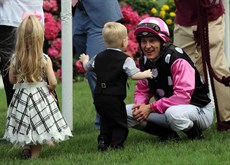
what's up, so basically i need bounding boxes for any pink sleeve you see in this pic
[150,59,195,113]
[134,79,153,104]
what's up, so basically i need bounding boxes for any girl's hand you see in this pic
[47,85,55,91]
[49,90,58,103]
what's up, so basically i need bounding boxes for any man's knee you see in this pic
[165,106,192,131]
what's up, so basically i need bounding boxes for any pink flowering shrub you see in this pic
[43,0,62,80]
[44,13,59,40]
[75,60,85,74]
[43,0,84,81]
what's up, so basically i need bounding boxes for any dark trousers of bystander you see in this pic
[0,25,16,106]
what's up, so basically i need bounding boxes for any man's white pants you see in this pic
[126,103,214,132]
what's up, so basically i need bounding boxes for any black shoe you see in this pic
[184,124,203,140]
[98,140,108,151]
[143,122,181,141]
[21,148,31,159]
[159,131,182,142]
[97,136,109,151]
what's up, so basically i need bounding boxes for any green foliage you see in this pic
[1,82,230,164]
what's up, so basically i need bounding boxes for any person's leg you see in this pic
[1,65,14,106]
[0,25,16,142]
[85,71,100,129]
[126,104,180,141]
[94,95,111,151]
[109,99,128,149]
[127,104,170,128]
[72,10,101,129]
[208,16,230,130]
[173,24,205,78]
[72,9,87,55]
[84,20,106,129]
[97,96,128,149]
[31,144,42,159]
[21,145,31,159]
[165,103,214,139]
[97,116,111,151]
[0,25,16,107]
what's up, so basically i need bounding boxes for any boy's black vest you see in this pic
[94,49,128,96]
[139,43,211,107]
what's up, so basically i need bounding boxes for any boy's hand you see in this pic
[79,53,89,63]
[144,69,153,79]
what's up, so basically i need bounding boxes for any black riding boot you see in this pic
[143,122,181,141]
[184,124,203,140]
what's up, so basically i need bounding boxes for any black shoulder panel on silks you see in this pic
[162,43,196,68]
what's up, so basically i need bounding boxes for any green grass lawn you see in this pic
[1,80,230,164]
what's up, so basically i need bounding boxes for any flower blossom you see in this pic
[48,47,59,58]
[166,19,173,25]
[169,12,176,17]
[151,8,158,14]
[75,60,85,74]
[55,68,62,79]
[43,0,58,12]
[161,4,170,11]
[44,13,59,40]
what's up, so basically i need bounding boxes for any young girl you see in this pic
[3,15,72,159]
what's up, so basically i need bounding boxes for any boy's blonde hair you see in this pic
[102,22,128,49]
[14,15,45,82]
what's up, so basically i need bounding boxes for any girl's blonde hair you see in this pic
[14,15,45,82]
[102,22,128,49]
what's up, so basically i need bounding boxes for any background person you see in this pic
[72,0,123,129]
[173,0,230,131]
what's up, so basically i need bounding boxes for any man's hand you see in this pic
[132,104,152,122]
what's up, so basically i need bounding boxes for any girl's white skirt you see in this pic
[3,82,72,146]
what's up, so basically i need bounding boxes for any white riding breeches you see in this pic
[126,103,214,132]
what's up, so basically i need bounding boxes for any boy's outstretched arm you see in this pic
[131,69,153,80]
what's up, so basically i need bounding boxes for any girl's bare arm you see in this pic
[46,56,57,91]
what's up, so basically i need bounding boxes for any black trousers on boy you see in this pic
[94,95,128,149]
